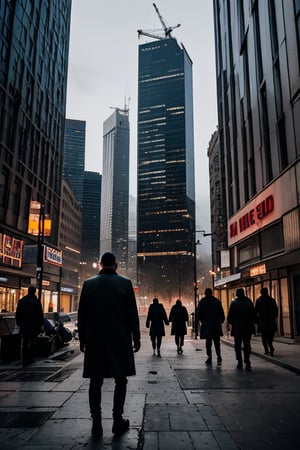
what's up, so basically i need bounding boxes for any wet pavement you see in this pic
[0,328,299,449]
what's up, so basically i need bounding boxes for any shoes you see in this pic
[217,356,222,365]
[236,361,243,370]
[112,417,130,435]
[91,417,103,438]
[157,349,161,357]
[153,350,156,356]
[270,346,274,357]
[245,363,252,371]
[177,346,180,354]
[205,357,212,364]
[179,347,183,354]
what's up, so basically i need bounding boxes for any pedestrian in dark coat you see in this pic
[227,288,255,370]
[146,297,169,357]
[15,286,44,367]
[255,287,278,356]
[197,288,225,365]
[78,252,140,438]
[169,299,189,354]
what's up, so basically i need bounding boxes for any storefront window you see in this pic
[271,278,291,337]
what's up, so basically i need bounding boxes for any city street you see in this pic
[0,326,299,449]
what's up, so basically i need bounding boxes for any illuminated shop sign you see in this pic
[0,233,24,268]
[230,195,274,238]
[250,264,266,277]
[44,246,62,266]
[228,168,298,246]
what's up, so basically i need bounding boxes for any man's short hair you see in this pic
[261,287,268,296]
[236,288,245,298]
[100,252,116,266]
[205,287,212,296]
[28,286,36,296]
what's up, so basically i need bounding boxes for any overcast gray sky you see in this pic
[66,0,217,237]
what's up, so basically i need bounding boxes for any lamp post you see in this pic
[192,230,212,339]
[36,204,45,303]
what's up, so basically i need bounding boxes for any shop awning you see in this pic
[214,273,241,287]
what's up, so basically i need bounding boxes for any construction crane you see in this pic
[137,3,180,40]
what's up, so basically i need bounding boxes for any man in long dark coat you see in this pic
[15,286,44,367]
[255,287,278,356]
[146,297,169,357]
[78,252,140,438]
[227,288,255,370]
[197,288,225,365]
[169,299,189,354]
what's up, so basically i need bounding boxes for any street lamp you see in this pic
[192,230,212,339]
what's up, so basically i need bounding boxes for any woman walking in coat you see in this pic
[197,288,225,365]
[146,297,169,357]
[227,288,255,371]
[78,252,140,438]
[169,299,189,354]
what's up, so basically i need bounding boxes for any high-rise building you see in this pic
[80,171,101,283]
[63,119,86,206]
[0,0,71,312]
[137,37,195,307]
[100,108,129,274]
[212,1,300,338]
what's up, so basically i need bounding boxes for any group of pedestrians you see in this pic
[146,297,189,356]
[197,286,278,371]
[14,252,279,440]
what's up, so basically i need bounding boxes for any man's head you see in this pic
[176,299,182,306]
[260,287,268,296]
[153,297,159,304]
[28,286,36,296]
[204,287,212,297]
[236,288,245,298]
[100,252,117,269]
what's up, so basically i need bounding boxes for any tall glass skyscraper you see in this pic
[0,0,71,311]
[100,108,129,273]
[137,37,195,306]
[63,119,86,206]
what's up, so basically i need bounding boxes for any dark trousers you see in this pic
[206,336,221,357]
[261,331,275,353]
[89,376,127,419]
[233,335,251,363]
[151,335,162,350]
[21,334,36,365]
[175,335,184,347]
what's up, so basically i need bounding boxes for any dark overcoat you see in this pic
[197,295,225,338]
[146,303,169,337]
[15,294,44,336]
[255,295,278,333]
[77,269,140,379]
[169,304,189,336]
[227,296,255,336]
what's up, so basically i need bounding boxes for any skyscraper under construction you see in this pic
[137,20,195,307]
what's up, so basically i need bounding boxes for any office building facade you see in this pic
[100,108,129,274]
[137,38,195,308]
[80,171,101,283]
[213,0,300,339]
[0,0,71,312]
[63,119,86,206]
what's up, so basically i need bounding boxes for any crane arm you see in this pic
[153,3,168,34]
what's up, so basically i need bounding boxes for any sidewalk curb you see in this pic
[221,338,300,376]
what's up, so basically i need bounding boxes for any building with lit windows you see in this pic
[212,1,300,339]
[0,0,71,312]
[80,171,101,284]
[137,37,195,308]
[100,108,129,274]
[63,119,86,206]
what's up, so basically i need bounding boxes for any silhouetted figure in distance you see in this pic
[169,299,189,354]
[146,297,169,357]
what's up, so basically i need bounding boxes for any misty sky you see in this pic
[66,0,217,242]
